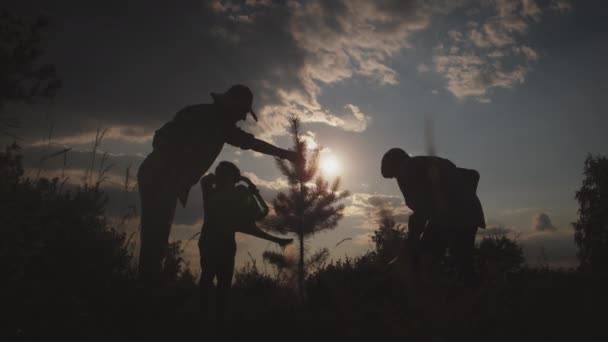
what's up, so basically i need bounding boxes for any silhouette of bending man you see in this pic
[381,148,485,282]
[199,161,292,326]
[137,85,296,283]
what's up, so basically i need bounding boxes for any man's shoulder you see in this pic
[406,156,438,171]
[397,155,456,180]
[411,155,453,165]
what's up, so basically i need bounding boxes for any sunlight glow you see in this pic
[320,155,341,176]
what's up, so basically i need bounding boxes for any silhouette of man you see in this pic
[137,84,296,283]
[381,148,485,282]
[199,161,291,326]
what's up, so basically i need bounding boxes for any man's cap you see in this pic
[211,84,258,122]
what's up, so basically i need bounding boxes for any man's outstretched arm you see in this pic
[249,138,297,162]
[226,128,297,162]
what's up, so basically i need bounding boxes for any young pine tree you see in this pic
[268,116,349,298]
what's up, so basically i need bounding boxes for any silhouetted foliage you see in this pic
[163,240,197,286]
[0,143,196,339]
[476,231,525,276]
[0,144,132,339]
[2,141,606,341]
[574,154,608,272]
[262,247,330,286]
[371,207,407,263]
[233,260,280,296]
[0,11,61,134]
[267,116,349,297]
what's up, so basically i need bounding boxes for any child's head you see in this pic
[215,161,241,187]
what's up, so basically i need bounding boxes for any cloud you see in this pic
[417,63,431,73]
[241,171,289,191]
[515,45,539,60]
[288,1,429,86]
[23,0,440,146]
[20,145,144,186]
[551,0,572,12]
[519,229,577,268]
[353,231,375,246]
[29,125,155,146]
[499,207,537,216]
[14,0,483,146]
[12,0,572,146]
[476,219,576,267]
[367,194,403,208]
[245,0,442,140]
[477,224,515,238]
[533,212,557,232]
[344,192,409,230]
[431,0,570,101]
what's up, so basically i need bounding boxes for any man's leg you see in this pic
[407,213,426,276]
[452,226,478,285]
[421,223,448,274]
[138,163,177,284]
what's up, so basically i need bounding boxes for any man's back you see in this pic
[397,156,456,216]
[397,155,484,227]
[154,104,225,160]
[151,104,255,205]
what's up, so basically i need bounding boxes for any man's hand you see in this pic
[247,137,299,164]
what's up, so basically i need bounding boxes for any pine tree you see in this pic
[267,116,349,298]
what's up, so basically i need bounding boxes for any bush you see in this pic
[0,144,134,339]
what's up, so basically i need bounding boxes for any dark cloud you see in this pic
[3,0,575,145]
[5,0,387,145]
[3,0,293,140]
[533,212,557,232]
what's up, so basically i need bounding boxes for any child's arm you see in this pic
[234,178,292,246]
[251,187,269,220]
[240,176,269,220]
[200,173,215,212]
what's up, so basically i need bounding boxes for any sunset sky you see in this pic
[4,0,607,270]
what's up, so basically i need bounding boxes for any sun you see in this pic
[320,155,341,176]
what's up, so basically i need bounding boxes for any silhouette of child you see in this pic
[198,161,292,325]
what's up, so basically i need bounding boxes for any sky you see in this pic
[3,0,607,270]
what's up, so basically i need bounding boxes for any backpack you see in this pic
[455,168,486,229]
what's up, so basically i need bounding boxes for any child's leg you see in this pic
[237,222,293,246]
[199,238,219,317]
[199,254,217,315]
[216,253,236,329]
